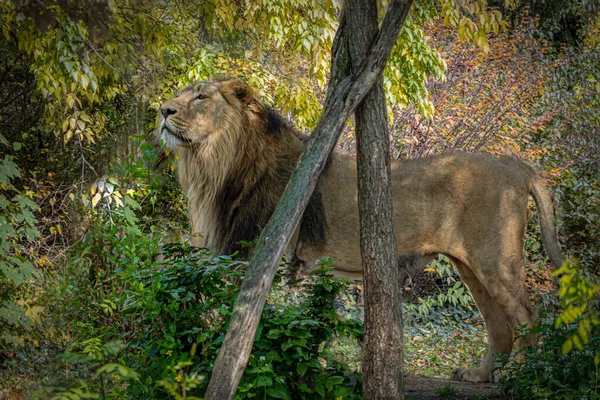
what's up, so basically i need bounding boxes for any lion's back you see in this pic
[391,152,535,256]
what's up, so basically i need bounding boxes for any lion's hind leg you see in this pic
[451,259,514,383]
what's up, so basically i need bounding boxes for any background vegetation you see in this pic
[1,0,599,398]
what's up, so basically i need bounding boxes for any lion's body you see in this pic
[159,79,563,383]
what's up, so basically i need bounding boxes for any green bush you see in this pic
[497,263,600,399]
[497,317,600,399]
[0,145,40,348]
[402,256,479,329]
[45,213,362,399]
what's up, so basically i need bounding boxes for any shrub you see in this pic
[497,317,600,399]
[45,219,362,399]
[0,147,40,349]
[497,262,600,399]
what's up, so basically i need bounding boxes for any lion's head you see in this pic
[159,79,260,150]
[159,78,327,256]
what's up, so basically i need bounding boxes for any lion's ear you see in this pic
[221,79,253,105]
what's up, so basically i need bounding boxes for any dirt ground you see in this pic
[404,375,507,399]
[0,376,507,400]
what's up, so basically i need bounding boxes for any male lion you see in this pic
[159,78,563,383]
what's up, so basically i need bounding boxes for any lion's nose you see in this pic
[160,105,177,119]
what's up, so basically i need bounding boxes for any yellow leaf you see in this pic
[562,337,573,354]
[81,74,89,90]
[572,334,584,351]
[554,315,562,329]
[64,130,73,143]
[92,193,101,207]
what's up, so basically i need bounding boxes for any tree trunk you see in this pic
[347,1,406,398]
[204,1,413,398]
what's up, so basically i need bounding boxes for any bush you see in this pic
[43,218,362,399]
[497,317,600,399]
[497,262,600,399]
[0,147,40,349]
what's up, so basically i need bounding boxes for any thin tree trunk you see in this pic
[347,1,405,398]
[204,1,413,398]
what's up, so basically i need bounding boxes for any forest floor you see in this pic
[404,375,506,399]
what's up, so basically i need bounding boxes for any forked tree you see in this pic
[204,0,413,399]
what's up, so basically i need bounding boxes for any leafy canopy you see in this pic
[1,0,509,139]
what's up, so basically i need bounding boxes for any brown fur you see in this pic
[159,79,327,257]
[159,79,563,383]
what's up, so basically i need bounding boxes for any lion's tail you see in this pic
[529,174,564,268]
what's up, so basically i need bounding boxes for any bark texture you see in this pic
[204,1,413,398]
[347,1,406,398]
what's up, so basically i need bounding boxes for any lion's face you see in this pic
[159,79,252,149]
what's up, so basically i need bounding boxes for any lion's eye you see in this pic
[196,93,208,100]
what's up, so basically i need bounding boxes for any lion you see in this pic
[158,78,563,383]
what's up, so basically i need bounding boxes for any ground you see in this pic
[405,375,506,399]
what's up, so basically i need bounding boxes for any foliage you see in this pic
[1,0,339,137]
[498,262,600,399]
[1,0,599,398]
[1,0,516,143]
[403,256,478,328]
[508,0,596,45]
[0,139,40,348]
[439,0,512,54]
[35,213,363,399]
[435,383,458,397]
[552,262,600,357]
[391,14,554,158]
[385,1,447,119]
[498,316,600,399]
[236,261,363,400]
[33,341,140,400]
[535,23,600,273]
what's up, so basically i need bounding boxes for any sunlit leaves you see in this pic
[391,15,554,159]
[89,177,124,209]
[387,13,446,119]
[552,262,600,357]
[3,0,518,147]
[439,0,510,53]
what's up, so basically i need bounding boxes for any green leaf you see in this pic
[254,375,272,387]
[0,156,20,183]
[326,375,344,386]
[267,384,291,400]
[314,383,325,397]
[96,363,140,380]
[266,328,284,339]
[282,338,307,351]
[297,362,308,376]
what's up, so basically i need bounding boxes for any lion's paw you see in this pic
[452,367,492,383]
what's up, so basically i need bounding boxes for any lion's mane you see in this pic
[173,81,326,256]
